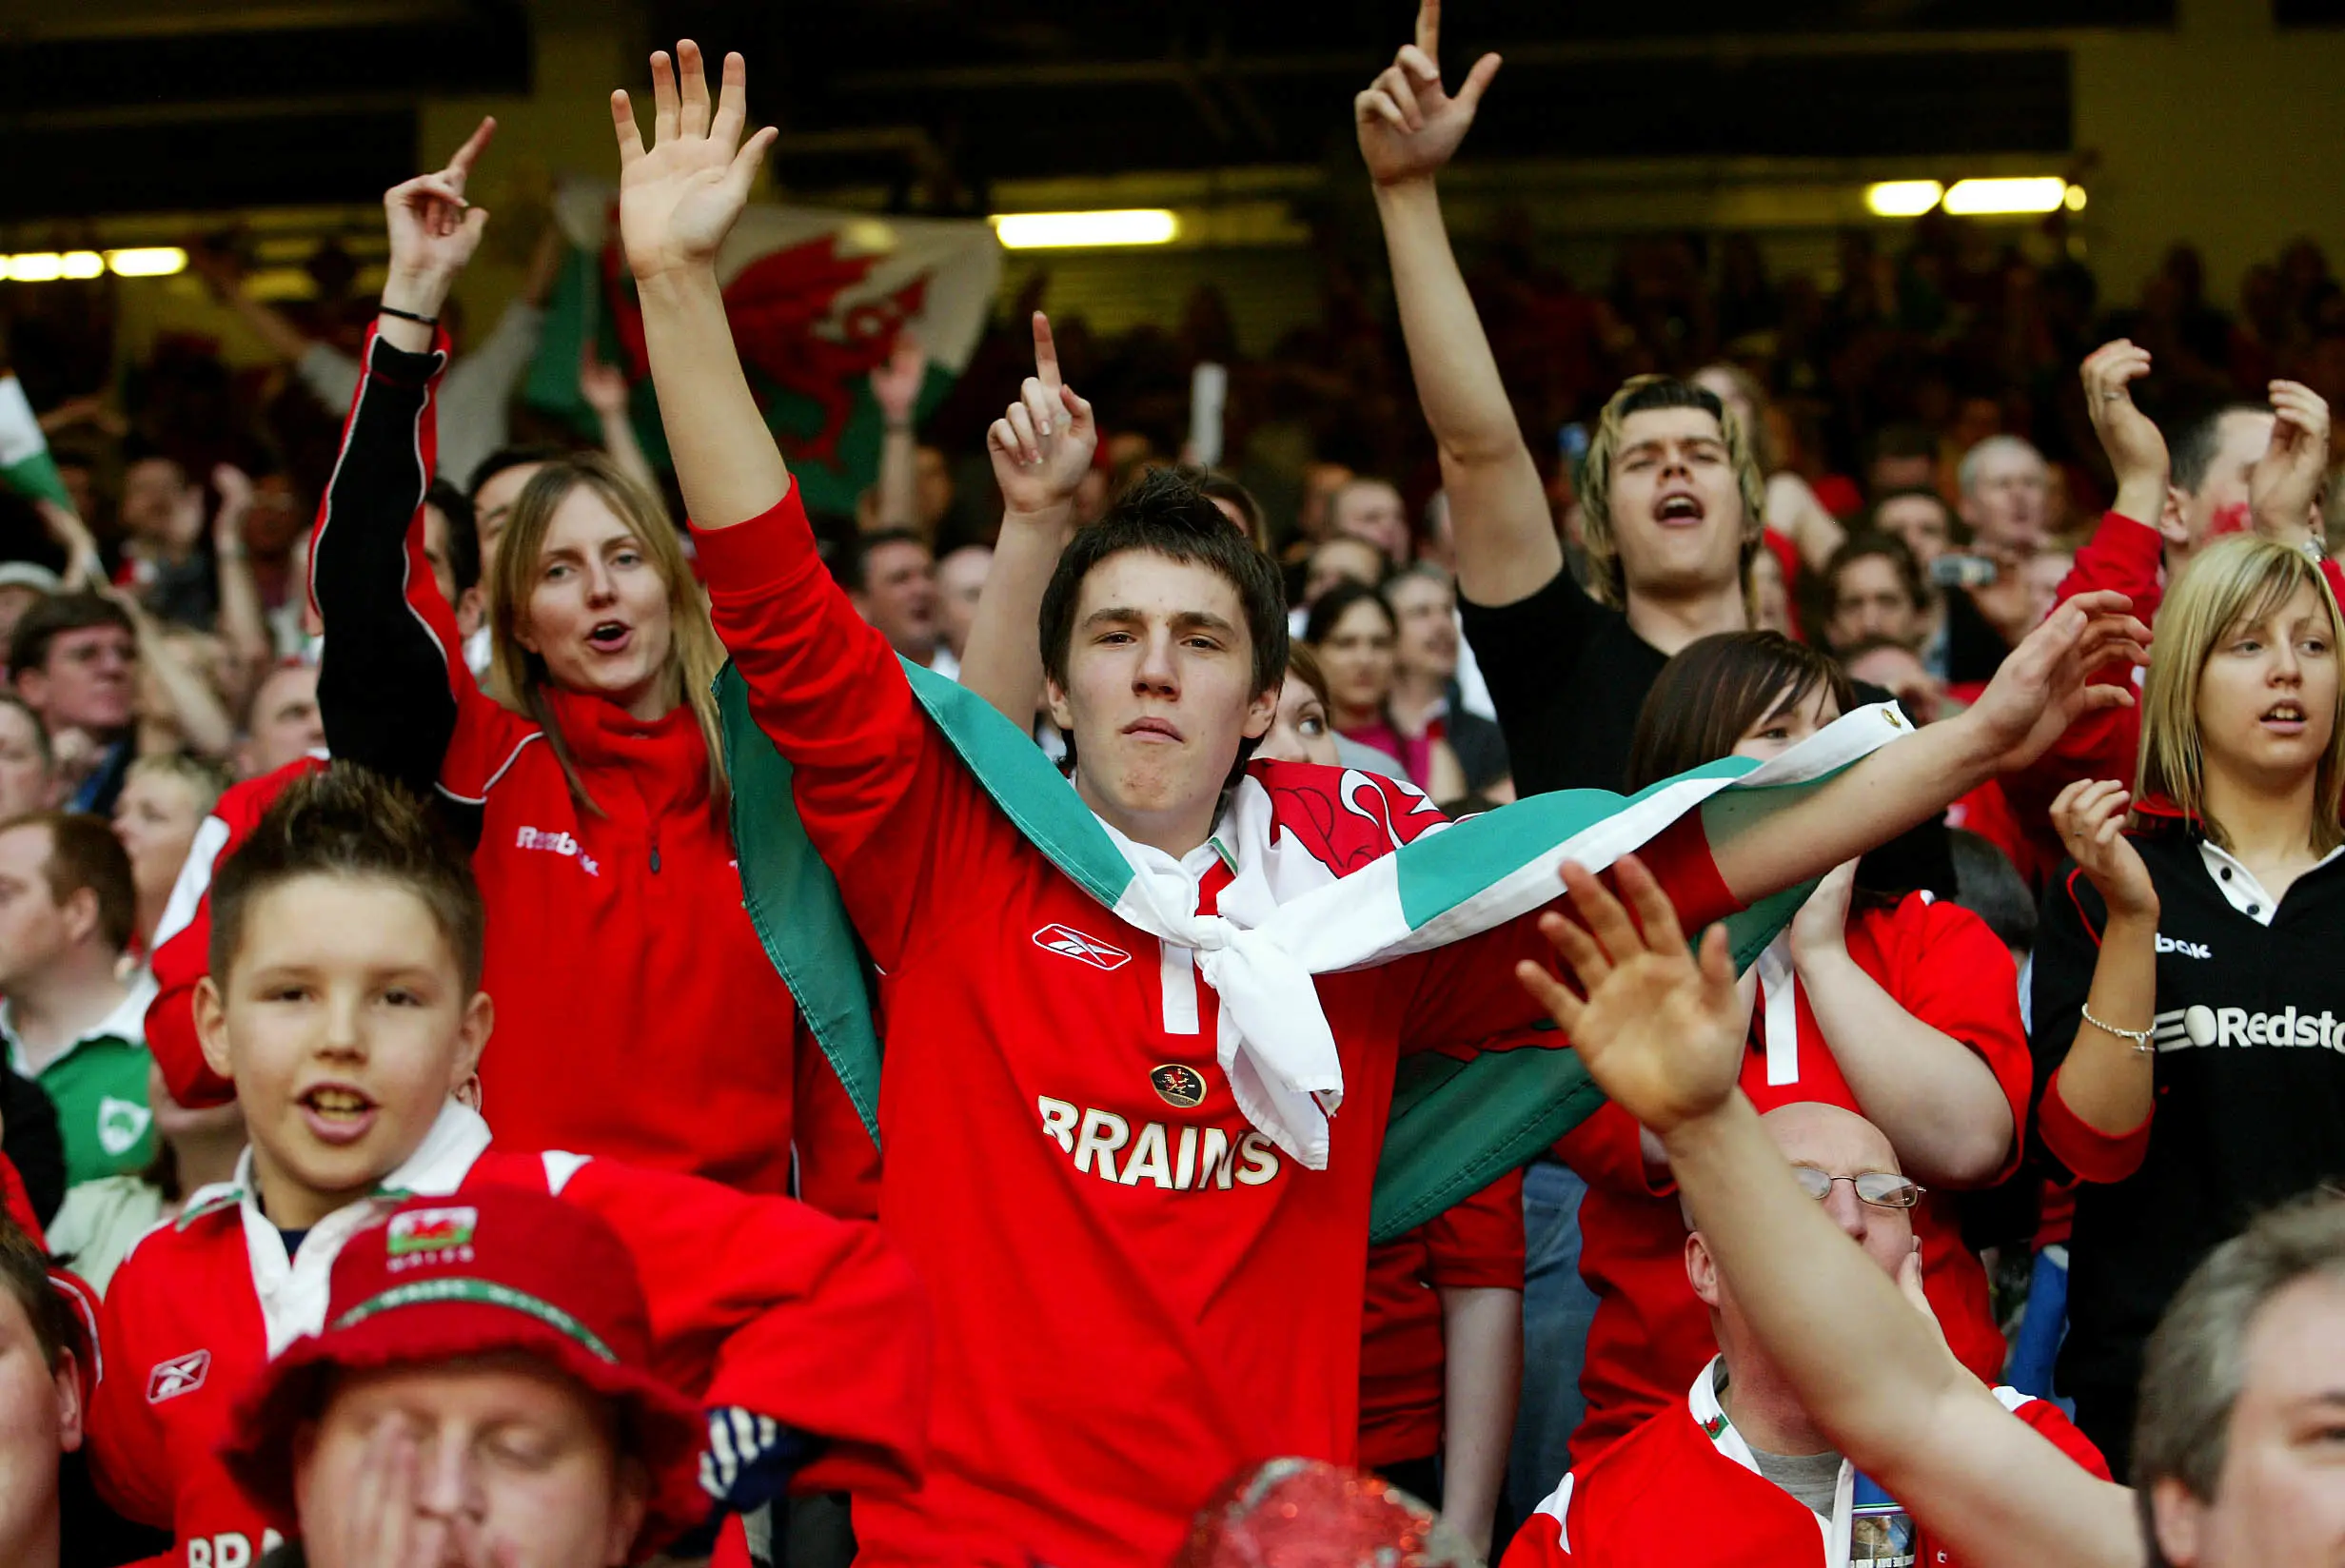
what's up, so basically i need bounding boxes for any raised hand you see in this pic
[2052,778,2158,921]
[987,311,1097,520]
[611,41,778,284]
[2079,340,2169,517]
[871,333,926,423]
[580,342,632,418]
[31,499,102,591]
[1514,855,1747,1137]
[383,116,496,300]
[1962,589,2151,774]
[1355,0,1503,188]
[2252,379,2332,542]
[209,463,253,556]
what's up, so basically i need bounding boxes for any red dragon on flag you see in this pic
[530,189,1001,514]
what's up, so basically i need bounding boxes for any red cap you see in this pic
[219,1188,707,1558]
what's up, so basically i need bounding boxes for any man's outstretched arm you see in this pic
[1514,858,2142,1568]
[1709,591,2149,907]
[613,43,788,529]
[1359,1,1557,609]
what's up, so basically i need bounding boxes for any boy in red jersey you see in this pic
[87,765,926,1565]
[617,41,2144,1568]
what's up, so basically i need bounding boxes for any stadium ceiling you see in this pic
[0,0,2217,220]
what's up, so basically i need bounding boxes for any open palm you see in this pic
[611,41,778,283]
[1970,590,2150,773]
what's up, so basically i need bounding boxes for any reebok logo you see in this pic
[2156,1004,2345,1052]
[147,1348,210,1404]
[514,826,599,877]
[1033,923,1131,971]
[2156,933,2212,959]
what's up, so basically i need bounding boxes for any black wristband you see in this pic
[377,304,441,328]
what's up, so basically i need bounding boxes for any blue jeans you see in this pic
[2005,1245,2071,1407]
[1501,1162,1600,1544]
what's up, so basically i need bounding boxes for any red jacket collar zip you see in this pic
[542,687,712,872]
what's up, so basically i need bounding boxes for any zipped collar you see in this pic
[178,1102,492,1355]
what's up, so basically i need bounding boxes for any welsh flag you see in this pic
[0,376,71,511]
[718,659,1918,1241]
[525,184,1001,516]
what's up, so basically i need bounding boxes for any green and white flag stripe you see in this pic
[0,376,70,511]
[719,663,1912,1239]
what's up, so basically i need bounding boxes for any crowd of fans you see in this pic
[0,10,2338,1568]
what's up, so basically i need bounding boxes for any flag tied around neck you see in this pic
[718,661,1911,1241]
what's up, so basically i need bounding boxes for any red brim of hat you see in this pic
[217,1298,709,1560]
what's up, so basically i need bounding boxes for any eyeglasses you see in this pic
[1790,1167,1924,1210]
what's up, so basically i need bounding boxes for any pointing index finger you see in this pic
[1416,0,1442,65]
[1032,311,1061,395]
[445,116,497,185]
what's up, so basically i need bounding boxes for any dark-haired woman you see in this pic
[1305,582,1468,799]
[1555,630,2034,1466]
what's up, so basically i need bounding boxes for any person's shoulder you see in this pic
[50,1174,158,1234]
[1461,564,1607,634]
[1569,1400,1713,1501]
[107,1192,243,1303]
[1883,890,2008,953]
[464,1146,586,1196]
[213,755,330,829]
[1991,1387,2114,1480]
[1536,1405,1733,1557]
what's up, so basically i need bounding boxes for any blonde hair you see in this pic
[1695,362,1780,473]
[486,454,730,818]
[2137,533,2345,853]
[126,752,228,821]
[1577,375,1767,617]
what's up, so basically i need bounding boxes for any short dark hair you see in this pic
[1303,578,1397,650]
[209,765,485,990]
[0,1212,69,1373]
[839,528,932,596]
[466,444,569,507]
[2170,402,2272,498]
[424,480,482,597]
[1626,631,1854,793]
[1825,531,1928,614]
[1946,828,2036,954]
[1039,466,1288,704]
[1191,469,1271,554]
[1866,487,1954,531]
[8,593,132,680]
[0,811,136,953]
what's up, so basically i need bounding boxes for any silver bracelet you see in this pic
[2081,1005,2157,1056]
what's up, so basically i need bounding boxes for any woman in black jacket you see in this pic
[2033,532,2345,1470]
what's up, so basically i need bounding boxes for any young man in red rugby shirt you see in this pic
[618,42,2146,1568]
